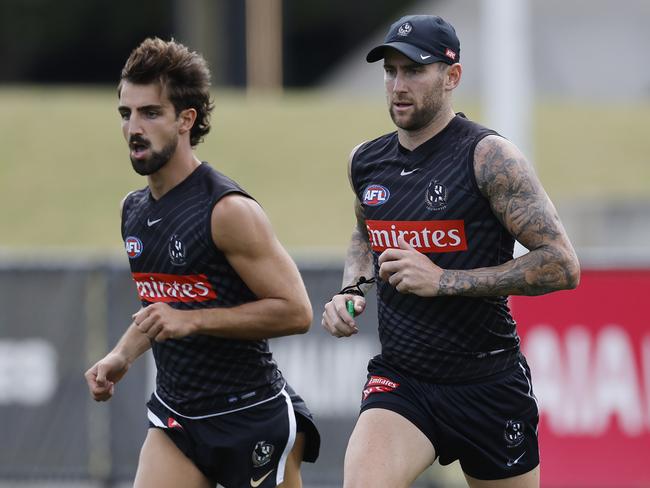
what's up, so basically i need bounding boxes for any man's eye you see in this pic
[146,111,159,118]
[119,112,130,120]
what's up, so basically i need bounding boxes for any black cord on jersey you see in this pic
[338,276,376,297]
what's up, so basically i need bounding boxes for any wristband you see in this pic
[337,276,376,297]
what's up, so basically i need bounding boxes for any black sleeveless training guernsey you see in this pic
[351,114,521,383]
[121,162,283,416]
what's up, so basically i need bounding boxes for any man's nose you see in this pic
[126,114,144,135]
[392,71,407,93]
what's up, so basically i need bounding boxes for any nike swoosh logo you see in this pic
[400,168,419,176]
[507,451,526,467]
[147,218,163,227]
[250,469,274,487]
[420,54,431,60]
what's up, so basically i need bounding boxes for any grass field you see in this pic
[0,87,648,253]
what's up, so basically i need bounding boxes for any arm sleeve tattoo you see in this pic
[341,198,375,295]
[438,136,580,297]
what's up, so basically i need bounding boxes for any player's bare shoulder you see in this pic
[211,193,272,251]
[472,135,545,225]
[473,135,534,194]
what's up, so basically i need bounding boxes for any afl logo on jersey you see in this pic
[125,236,143,259]
[169,234,187,266]
[363,184,390,206]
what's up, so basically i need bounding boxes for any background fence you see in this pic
[0,256,649,487]
[0,261,380,487]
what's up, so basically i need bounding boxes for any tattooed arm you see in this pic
[442,135,580,295]
[341,142,375,293]
[378,135,580,297]
[341,198,375,293]
[322,144,374,337]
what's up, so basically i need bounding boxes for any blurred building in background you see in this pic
[4,0,648,99]
[0,0,413,88]
[325,0,650,101]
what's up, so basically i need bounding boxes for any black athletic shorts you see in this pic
[360,354,539,480]
[146,383,320,488]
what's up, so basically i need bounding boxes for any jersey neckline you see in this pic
[147,162,208,204]
[397,113,465,161]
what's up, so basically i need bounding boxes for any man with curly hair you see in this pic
[85,38,319,488]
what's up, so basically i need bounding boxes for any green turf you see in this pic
[0,87,648,252]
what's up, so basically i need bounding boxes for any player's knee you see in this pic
[277,471,302,488]
[344,470,410,488]
[343,454,401,488]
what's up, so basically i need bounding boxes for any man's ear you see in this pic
[178,108,197,135]
[446,63,462,90]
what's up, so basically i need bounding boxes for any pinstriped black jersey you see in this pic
[122,163,283,416]
[351,114,521,382]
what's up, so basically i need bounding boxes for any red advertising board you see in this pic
[511,270,650,488]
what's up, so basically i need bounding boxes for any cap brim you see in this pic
[366,42,441,64]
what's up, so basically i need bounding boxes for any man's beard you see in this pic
[389,79,444,131]
[130,137,178,176]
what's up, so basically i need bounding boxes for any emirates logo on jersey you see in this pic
[366,220,467,253]
[132,272,217,303]
[362,375,400,400]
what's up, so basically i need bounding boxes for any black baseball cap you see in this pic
[366,15,460,65]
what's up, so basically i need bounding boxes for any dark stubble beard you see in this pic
[130,136,178,176]
[389,79,444,132]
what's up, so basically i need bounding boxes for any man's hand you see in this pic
[132,303,196,342]
[322,294,366,338]
[84,353,129,402]
[378,236,442,296]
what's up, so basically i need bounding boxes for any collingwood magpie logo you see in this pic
[398,22,412,36]
[252,440,275,467]
[168,234,187,266]
[504,420,525,447]
[425,179,447,211]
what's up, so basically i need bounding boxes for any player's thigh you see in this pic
[344,408,435,488]
[278,432,305,488]
[465,465,540,488]
[134,428,212,488]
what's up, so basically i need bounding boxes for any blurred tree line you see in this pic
[0,0,415,87]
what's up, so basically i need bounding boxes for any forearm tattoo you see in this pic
[342,224,375,295]
[440,137,579,297]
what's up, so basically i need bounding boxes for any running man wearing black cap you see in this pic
[322,15,579,488]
